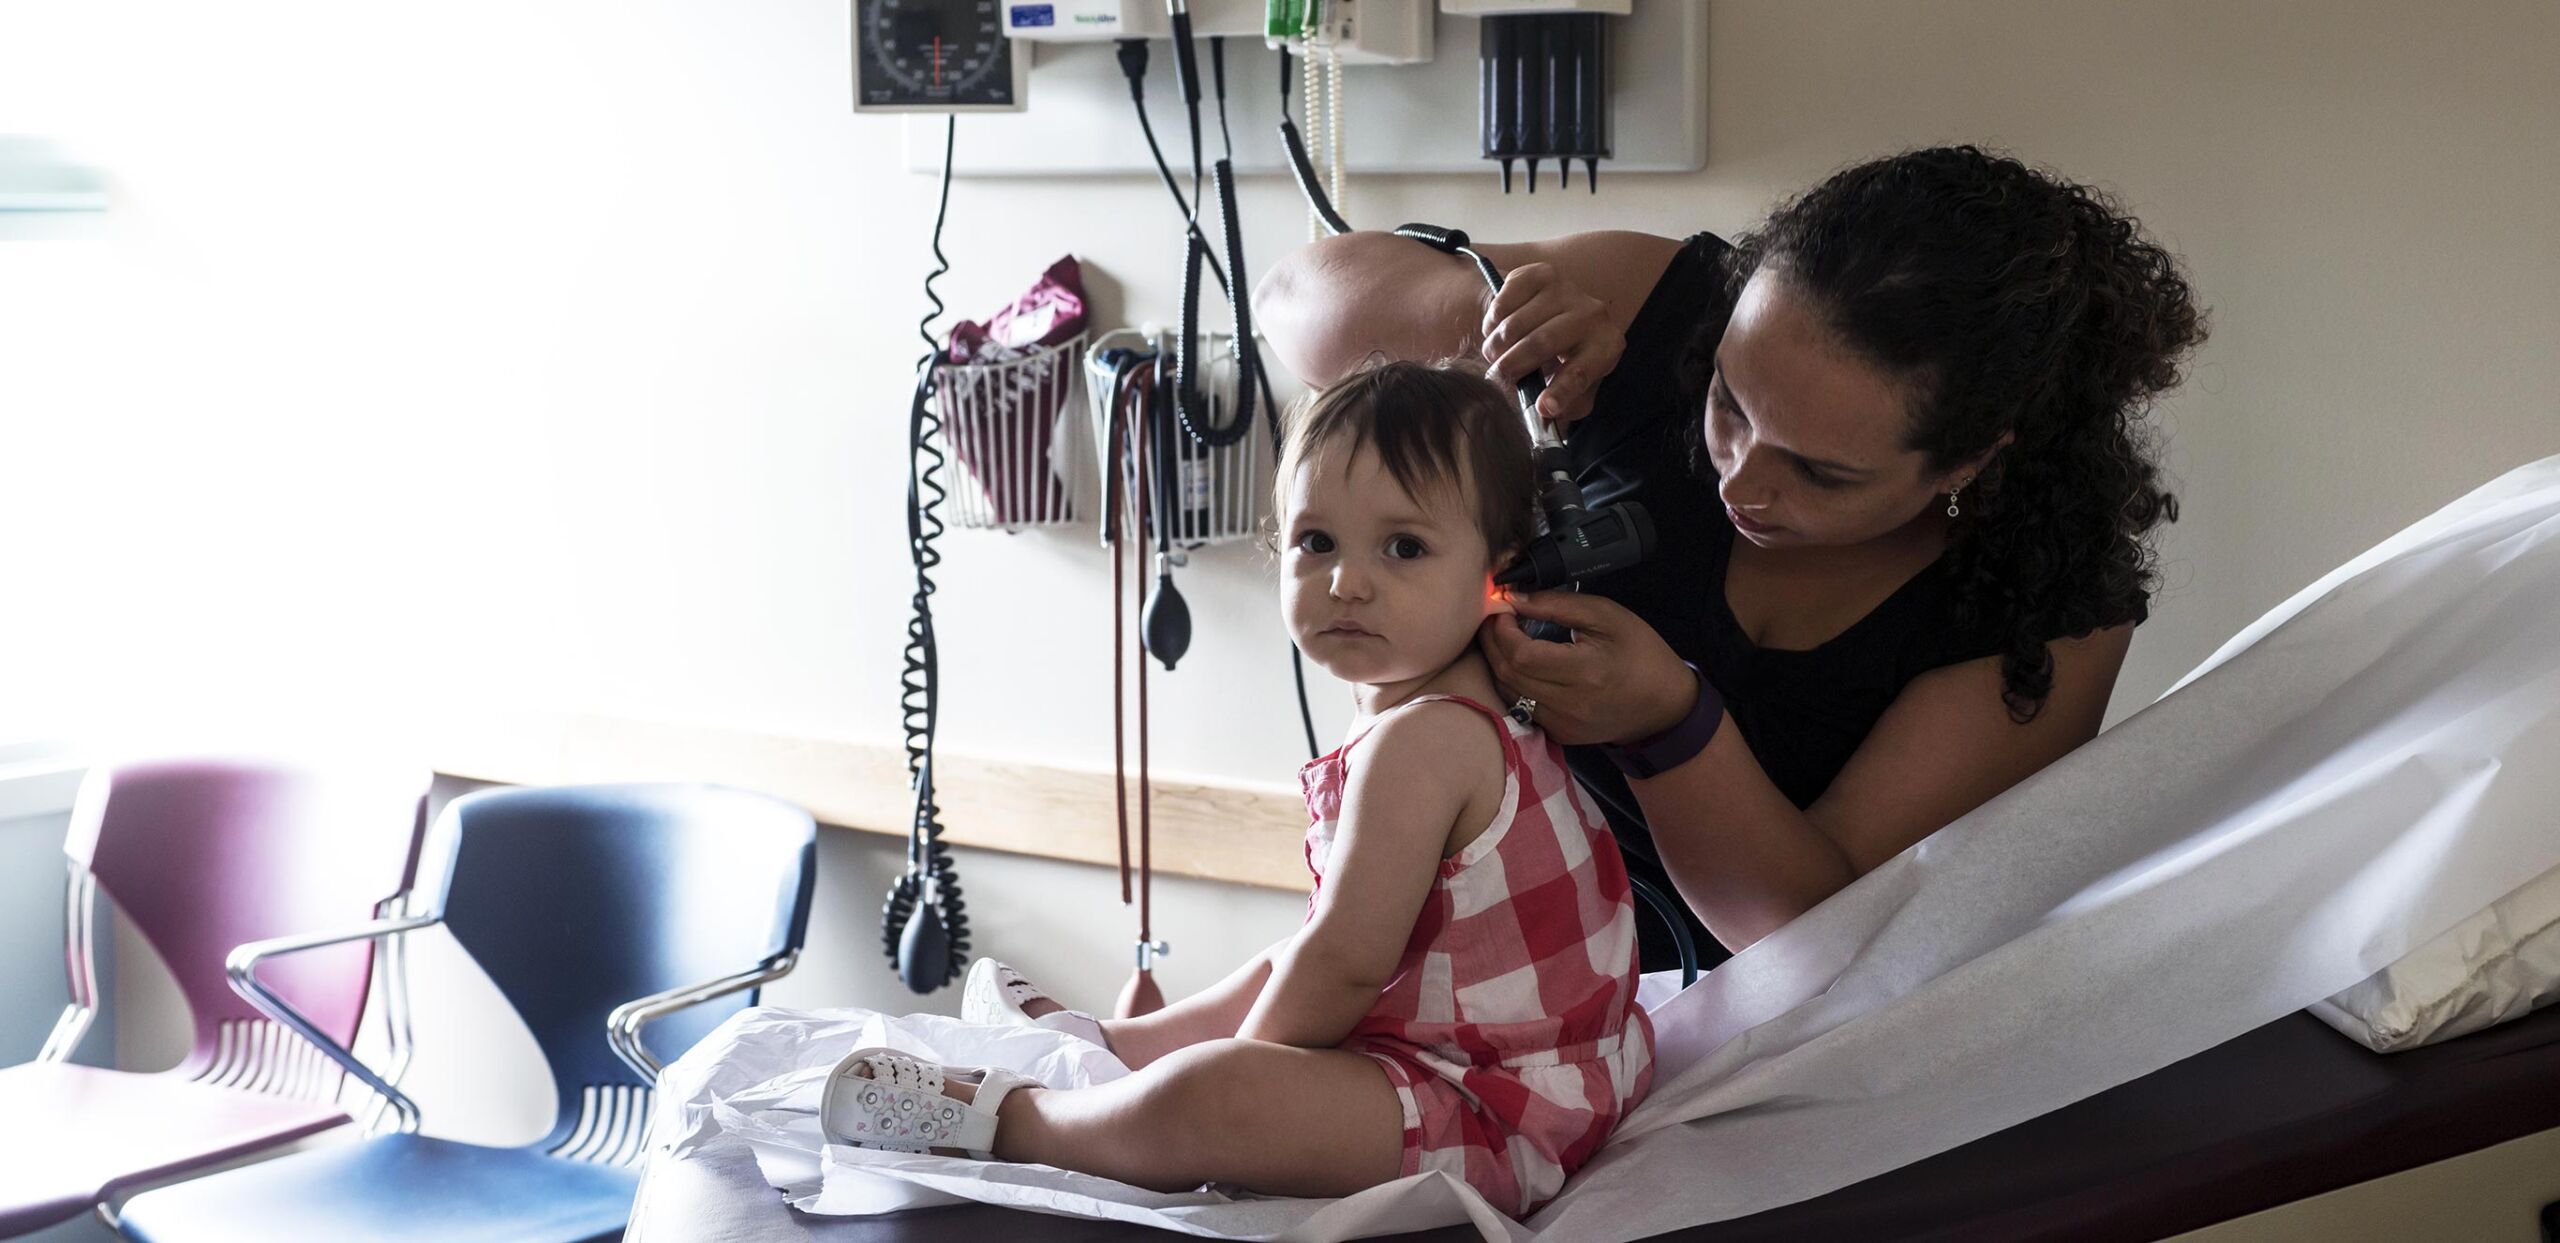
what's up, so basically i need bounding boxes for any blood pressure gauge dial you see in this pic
[852,0,1029,113]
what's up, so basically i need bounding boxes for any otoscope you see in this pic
[1387,222,1657,595]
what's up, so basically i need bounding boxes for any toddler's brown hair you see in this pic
[1273,360,1538,560]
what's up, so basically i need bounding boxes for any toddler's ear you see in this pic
[1482,556,1518,619]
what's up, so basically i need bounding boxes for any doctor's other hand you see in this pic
[1479,262,1625,425]
[1478,590,1694,747]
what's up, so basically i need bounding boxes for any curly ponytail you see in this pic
[1729,146,2205,720]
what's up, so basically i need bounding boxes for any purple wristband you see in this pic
[1602,662,1723,780]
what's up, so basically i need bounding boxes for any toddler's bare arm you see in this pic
[1240,703,1493,1048]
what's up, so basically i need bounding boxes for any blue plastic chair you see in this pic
[114,783,818,1243]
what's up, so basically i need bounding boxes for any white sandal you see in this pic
[961,957,1110,1049]
[820,1047,1033,1160]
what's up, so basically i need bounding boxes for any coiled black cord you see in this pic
[882,116,969,993]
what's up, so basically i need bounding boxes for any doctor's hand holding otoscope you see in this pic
[1475,258,1627,428]
[1461,249,1678,744]
[1373,223,1654,600]
[1475,256,1653,596]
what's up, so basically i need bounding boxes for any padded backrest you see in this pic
[424,783,816,1149]
[63,758,430,1076]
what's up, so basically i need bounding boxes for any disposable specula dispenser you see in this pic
[1452,0,1625,192]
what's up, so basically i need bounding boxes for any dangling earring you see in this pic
[1946,486,1962,519]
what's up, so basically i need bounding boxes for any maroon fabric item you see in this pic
[941,257,1086,527]
[945,255,1086,364]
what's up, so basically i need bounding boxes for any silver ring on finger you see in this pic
[1508,695,1538,725]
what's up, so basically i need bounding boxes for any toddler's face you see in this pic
[1281,439,1503,688]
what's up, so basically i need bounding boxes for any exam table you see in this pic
[627,998,2560,1242]
[1640,1000,2560,1241]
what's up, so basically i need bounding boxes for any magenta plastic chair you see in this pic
[0,757,428,1238]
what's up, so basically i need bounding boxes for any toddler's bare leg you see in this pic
[991,1038,1404,1198]
[1096,940,1283,1070]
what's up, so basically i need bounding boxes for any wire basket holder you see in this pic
[1085,327,1264,552]
[931,332,1088,532]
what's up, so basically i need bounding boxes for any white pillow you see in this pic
[2311,861,2560,1051]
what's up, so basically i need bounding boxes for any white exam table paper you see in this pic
[642,455,2560,1242]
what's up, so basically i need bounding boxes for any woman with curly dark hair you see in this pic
[1256,146,2205,971]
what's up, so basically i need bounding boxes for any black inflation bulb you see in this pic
[1144,572,1192,670]
[896,897,951,994]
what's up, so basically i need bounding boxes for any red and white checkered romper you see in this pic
[1299,694,1655,1217]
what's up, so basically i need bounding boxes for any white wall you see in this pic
[4,0,2556,1147]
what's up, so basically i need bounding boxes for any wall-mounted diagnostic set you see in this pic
[860,1,1702,191]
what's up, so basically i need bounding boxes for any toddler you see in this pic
[826,360,1652,1217]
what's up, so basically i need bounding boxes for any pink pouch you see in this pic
[940,257,1086,526]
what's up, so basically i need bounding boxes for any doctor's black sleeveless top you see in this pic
[1557,232,2140,973]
